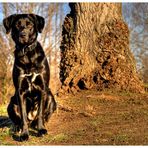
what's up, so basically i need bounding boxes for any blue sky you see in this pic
[0,4,3,22]
[63,3,70,15]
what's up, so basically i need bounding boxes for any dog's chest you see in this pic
[19,50,38,65]
[21,72,40,82]
[15,48,44,74]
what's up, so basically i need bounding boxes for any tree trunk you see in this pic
[59,3,144,94]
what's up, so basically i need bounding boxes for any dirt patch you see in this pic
[0,90,148,145]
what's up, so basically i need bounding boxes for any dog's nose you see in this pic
[20,32,26,37]
[20,25,26,30]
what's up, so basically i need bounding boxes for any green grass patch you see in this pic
[111,134,130,145]
[51,133,69,143]
[0,105,7,115]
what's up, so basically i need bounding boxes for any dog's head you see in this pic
[3,14,45,45]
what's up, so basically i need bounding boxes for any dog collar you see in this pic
[15,41,38,57]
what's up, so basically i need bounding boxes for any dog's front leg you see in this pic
[18,78,29,141]
[38,90,48,137]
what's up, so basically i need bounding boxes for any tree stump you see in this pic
[59,3,144,94]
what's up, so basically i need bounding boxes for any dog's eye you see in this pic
[26,22,30,25]
[16,21,21,28]
[26,21,32,26]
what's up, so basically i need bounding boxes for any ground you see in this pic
[0,90,148,145]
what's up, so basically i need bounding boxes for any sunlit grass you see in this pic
[51,133,69,143]
[0,105,7,116]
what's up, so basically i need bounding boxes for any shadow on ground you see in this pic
[0,116,12,128]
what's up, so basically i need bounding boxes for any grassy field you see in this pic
[0,90,148,145]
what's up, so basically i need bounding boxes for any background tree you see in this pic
[59,3,144,94]
[123,3,148,84]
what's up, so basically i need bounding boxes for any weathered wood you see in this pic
[59,3,144,94]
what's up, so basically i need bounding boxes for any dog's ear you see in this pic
[30,14,45,33]
[35,15,45,33]
[3,14,16,34]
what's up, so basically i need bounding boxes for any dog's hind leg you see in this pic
[44,88,57,122]
[30,91,56,129]
[7,95,21,132]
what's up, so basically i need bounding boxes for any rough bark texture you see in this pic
[59,3,144,94]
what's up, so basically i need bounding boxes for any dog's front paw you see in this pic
[20,132,29,141]
[38,128,47,137]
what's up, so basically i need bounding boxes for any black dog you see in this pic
[3,14,56,141]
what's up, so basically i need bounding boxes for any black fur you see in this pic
[3,14,56,141]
